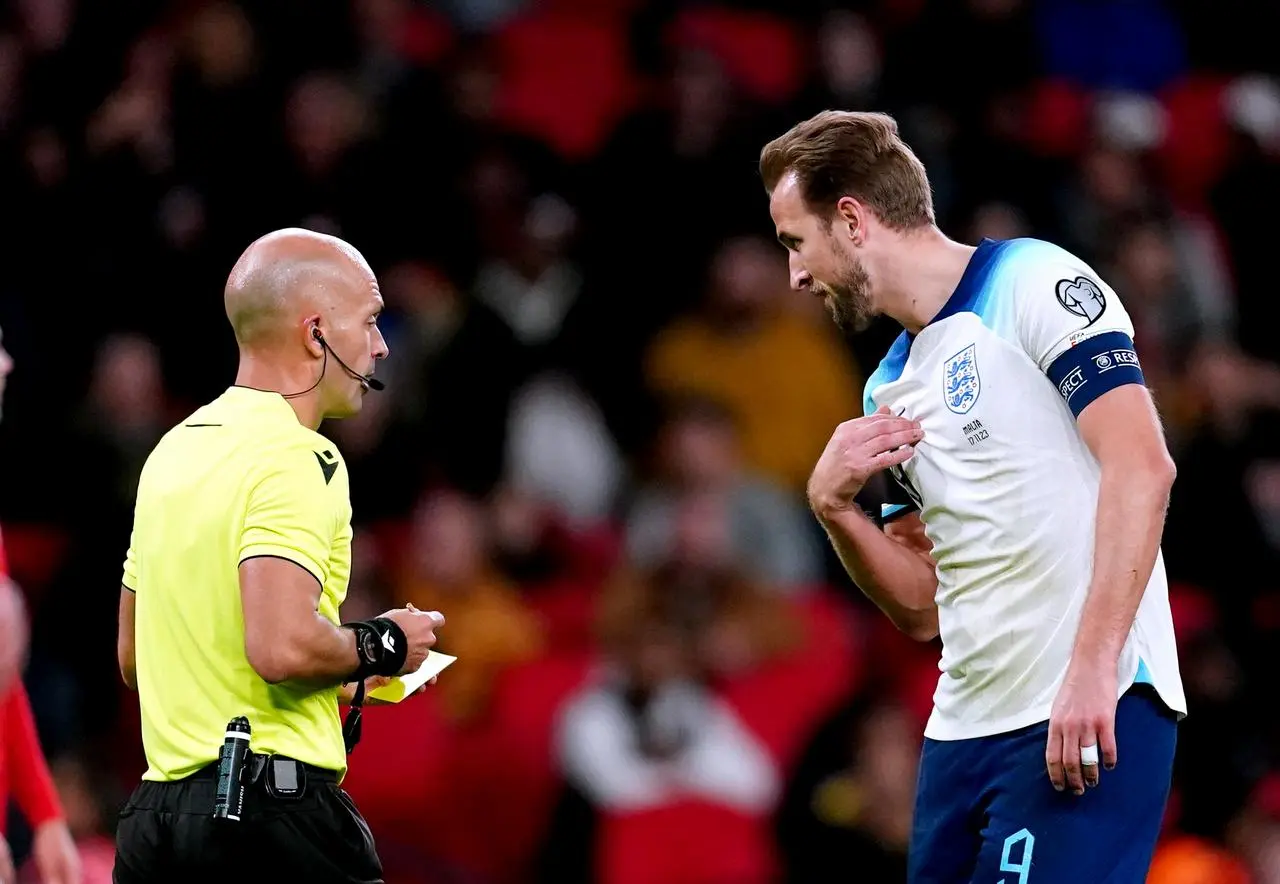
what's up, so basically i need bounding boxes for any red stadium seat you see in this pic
[367,518,412,575]
[0,523,68,601]
[397,5,454,67]
[526,577,601,650]
[1156,75,1233,210]
[434,652,596,878]
[598,800,778,884]
[1024,78,1093,159]
[1167,581,1220,644]
[339,691,455,851]
[1253,591,1280,633]
[551,517,626,585]
[537,0,646,20]
[667,7,804,106]
[721,590,865,772]
[494,12,638,160]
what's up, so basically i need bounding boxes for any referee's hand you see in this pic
[379,605,445,675]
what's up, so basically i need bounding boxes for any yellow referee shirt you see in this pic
[121,386,353,782]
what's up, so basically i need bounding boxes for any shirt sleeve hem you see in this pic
[880,502,919,526]
[238,545,327,587]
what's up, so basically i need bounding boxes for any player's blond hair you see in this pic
[759,110,934,230]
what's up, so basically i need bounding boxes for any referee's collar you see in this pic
[225,385,299,423]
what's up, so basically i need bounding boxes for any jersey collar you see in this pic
[906,237,1001,342]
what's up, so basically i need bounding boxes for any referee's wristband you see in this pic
[343,618,408,681]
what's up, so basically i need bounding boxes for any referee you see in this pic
[112,229,443,884]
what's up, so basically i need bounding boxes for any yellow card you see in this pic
[368,651,457,703]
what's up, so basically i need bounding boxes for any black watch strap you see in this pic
[343,618,408,681]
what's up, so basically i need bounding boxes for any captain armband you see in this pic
[1045,331,1145,418]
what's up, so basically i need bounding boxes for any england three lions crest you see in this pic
[943,343,980,415]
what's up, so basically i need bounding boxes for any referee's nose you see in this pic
[373,324,389,361]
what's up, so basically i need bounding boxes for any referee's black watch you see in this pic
[343,618,408,681]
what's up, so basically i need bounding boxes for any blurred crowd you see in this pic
[1,0,1280,881]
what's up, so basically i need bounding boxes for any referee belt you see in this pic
[189,754,340,786]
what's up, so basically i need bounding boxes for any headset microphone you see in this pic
[311,328,385,392]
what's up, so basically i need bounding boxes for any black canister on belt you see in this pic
[213,716,251,821]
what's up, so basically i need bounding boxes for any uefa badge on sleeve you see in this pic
[1055,276,1106,326]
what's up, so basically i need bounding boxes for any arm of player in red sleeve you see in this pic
[3,682,64,829]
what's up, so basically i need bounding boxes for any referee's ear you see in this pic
[305,319,324,355]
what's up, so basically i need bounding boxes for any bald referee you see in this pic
[112,229,443,884]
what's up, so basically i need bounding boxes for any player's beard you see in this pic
[814,251,874,334]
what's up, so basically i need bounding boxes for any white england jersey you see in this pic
[864,237,1187,741]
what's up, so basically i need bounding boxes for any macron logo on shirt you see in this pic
[381,631,395,653]
[314,450,338,485]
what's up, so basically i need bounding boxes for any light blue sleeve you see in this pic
[993,239,1136,372]
[863,332,912,416]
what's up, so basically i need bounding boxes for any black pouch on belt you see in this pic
[263,756,307,800]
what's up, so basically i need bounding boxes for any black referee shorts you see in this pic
[112,760,383,884]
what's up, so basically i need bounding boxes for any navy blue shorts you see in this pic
[908,684,1177,884]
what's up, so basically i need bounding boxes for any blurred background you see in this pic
[1,0,1279,881]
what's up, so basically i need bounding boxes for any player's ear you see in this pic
[835,196,864,243]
